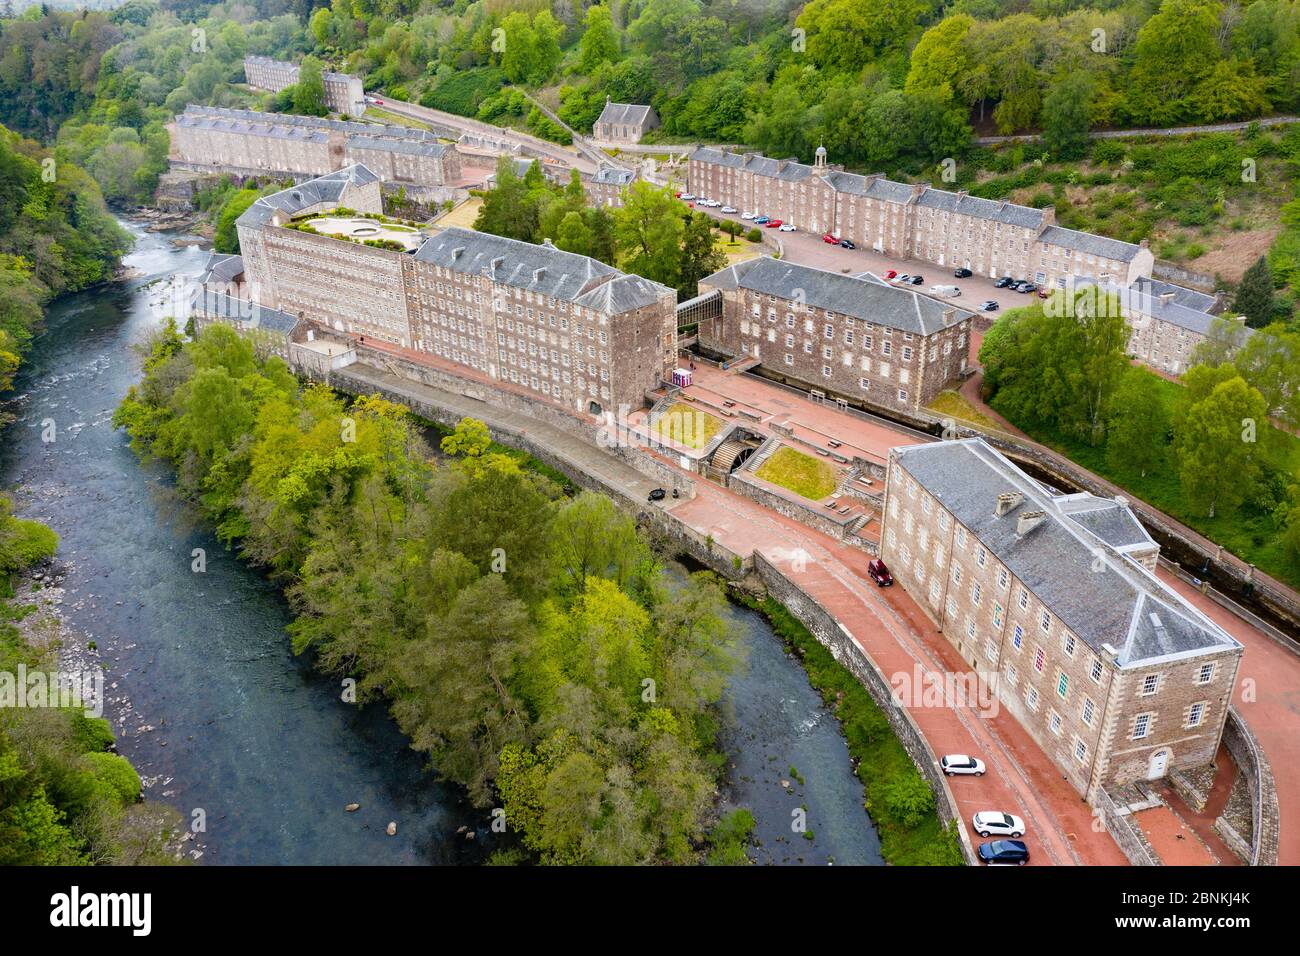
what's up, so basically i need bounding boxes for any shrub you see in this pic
[746,228,762,242]
[880,772,935,828]
[83,751,143,806]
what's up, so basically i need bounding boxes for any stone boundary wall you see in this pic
[728,470,856,542]
[1153,261,1217,291]
[1220,706,1280,866]
[1092,788,1160,866]
[753,552,977,865]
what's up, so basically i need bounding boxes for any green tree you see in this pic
[1234,256,1276,328]
[578,5,621,74]
[677,212,726,298]
[1175,374,1269,518]
[213,189,259,254]
[613,181,684,287]
[293,57,328,117]
[1042,72,1095,161]
[1105,368,1171,477]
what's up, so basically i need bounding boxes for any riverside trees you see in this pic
[114,324,745,864]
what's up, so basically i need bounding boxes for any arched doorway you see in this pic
[1147,749,1169,780]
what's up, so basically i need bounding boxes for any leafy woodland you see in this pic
[980,291,1300,586]
[114,322,756,864]
[0,124,128,405]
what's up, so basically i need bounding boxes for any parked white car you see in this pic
[941,754,986,776]
[929,284,961,297]
[741,211,757,220]
[972,811,1025,838]
[681,193,696,201]
[721,206,738,214]
[778,223,796,232]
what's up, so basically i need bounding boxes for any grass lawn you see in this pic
[715,228,760,266]
[990,367,1300,589]
[363,107,432,131]
[653,402,724,449]
[437,197,483,230]
[755,446,838,500]
[927,390,998,430]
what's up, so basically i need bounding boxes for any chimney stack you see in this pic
[995,492,1024,517]
[1016,510,1047,536]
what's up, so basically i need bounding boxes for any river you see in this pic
[0,221,881,866]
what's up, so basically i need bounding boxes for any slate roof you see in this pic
[346,135,449,158]
[180,105,437,143]
[193,290,299,334]
[1131,276,1219,313]
[237,164,379,227]
[702,257,973,335]
[915,187,1047,230]
[414,227,670,313]
[596,101,656,128]
[892,439,1238,665]
[1039,224,1143,263]
[199,252,244,286]
[1074,278,1238,339]
[593,166,636,186]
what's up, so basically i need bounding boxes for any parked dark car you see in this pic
[953,267,973,278]
[867,558,893,587]
[980,300,1000,312]
[994,276,1015,288]
[978,839,1030,865]
[909,275,924,285]
[839,239,856,249]
[647,488,666,502]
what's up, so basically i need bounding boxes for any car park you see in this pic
[867,559,893,587]
[978,839,1029,865]
[954,267,973,278]
[765,219,783,228]
[994,277,1015,288]
[721,206,737,213]
[980,300,999,311]
[839,239,855,249]
[822,233,841,244]
[973,811,1025,838]
[941,754,986,776]
[779,223,796,232]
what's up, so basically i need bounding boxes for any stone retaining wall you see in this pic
[1220,706,1280,865]
[1092,788,1160,865]
[753,552,977,865]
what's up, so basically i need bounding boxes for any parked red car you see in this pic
[883,270,897,279]
[868,559,893,587]
[766,219,783,228]
[1036,287,1051,298]
[822,233,841,244]
[675,191,682,198]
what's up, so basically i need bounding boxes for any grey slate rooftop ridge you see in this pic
[1039,224,1142,262]
[702,256,973,335]
[892,439,1238,665]
[593,165,636,185]
[199,252,244,286]
[346,134,449,158]
[1073,278,1243,339]
[596,102,655,127]
[414,226,670,312]
[237,164,379,226]
[180,105,437,143]
[194,289,299,334]
[915,187,1046,230]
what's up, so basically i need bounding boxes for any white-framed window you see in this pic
[976,547,986,568]
[1074,738,1087,763]
[1056,671,1069,699]
[1039,610,1052,634]
[1033,646,1045,673]
[1081,697,1095,726]
[1005,664,1018,686]
[971,582,982,605]
[1049,711,1062,735]
[1017,589,1029,611]
[1141,674,1159,696]
[1133,713,1152,739]
[1026,687,1040,711]
[1012,625,1023,650]
[1197,662,1215,685]
[1063,634,1076,657]
[1090,658,1103,683]
[1187,702,1206,728]
[997,567,1008,590]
